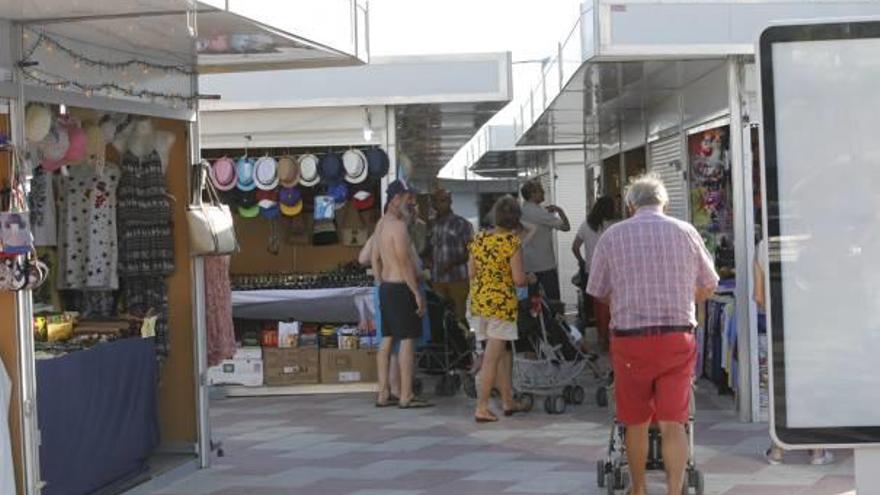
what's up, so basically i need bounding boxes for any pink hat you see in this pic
[211,157,237,191]
[61,119,87,165]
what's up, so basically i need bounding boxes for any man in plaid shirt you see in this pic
[588,174,718,495]
[428,189,474,321]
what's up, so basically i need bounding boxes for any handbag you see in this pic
[187,160,238,256]
[0,147,40,292]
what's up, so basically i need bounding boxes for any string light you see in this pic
[23,69,196,105]
[22,30,194,76]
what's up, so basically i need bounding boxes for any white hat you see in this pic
[25,105,52,143]
[254,155,279,191]
[342,149,369,185]
[298,154,320,187]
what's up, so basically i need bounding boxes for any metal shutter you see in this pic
[649,135,688,221]
[554,161,587,310]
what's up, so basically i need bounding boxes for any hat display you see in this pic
[279,187,303,217]
[254,156,279,191]
[300,187,317,214]
[237,189,258,208]
[238,204,260,218]
[260,203,281,220]
[25,105,52,143]
[365,147,390,180]
[40,124,70,172]
[328,183,348,211]
[319,152,344,185]
[298,154,320,187]
[61,119,87,165]
[352,189,375,211]
[277,156,300,188]
[211,157,237,191]
[256,189,279,208]
[236,157,257,191]
[342,149,369,184]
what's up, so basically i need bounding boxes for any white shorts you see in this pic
[470,315,517,342]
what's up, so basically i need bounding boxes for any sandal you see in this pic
[503,401,529,417]
[475,411,499,423]
[398,398,434,409]
[375,395,400,408]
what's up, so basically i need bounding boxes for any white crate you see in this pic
[208,358,264,387]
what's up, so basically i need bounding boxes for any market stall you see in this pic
[0,2,368,494]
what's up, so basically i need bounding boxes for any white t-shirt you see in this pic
[576,220,605,269]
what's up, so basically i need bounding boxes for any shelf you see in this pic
[222,382,377,397]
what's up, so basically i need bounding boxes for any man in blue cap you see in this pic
[371,179,432,408]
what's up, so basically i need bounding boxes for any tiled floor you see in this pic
[152,374,855,495]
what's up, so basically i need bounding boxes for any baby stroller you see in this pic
[414,289,473,397]
[510,285,604,414]
[597,376,705,494]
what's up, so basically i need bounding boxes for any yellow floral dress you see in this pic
[469,230,520,322]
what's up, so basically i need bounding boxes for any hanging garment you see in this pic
[117,150,174,277]
[117,150,175,355]
[29,167,57,247]
[56,165,120,290]
[205,255,235,367]
[0,357,14,495]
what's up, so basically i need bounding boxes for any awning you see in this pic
[513,0,880,148]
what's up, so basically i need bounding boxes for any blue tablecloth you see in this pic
[36,337,159,495]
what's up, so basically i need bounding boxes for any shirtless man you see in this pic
[371,179,431,408]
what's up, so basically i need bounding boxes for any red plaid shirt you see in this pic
[587,206,718,330]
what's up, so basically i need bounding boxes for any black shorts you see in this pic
[379,283,421,341]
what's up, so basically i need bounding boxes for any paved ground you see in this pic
[153,375,855,495]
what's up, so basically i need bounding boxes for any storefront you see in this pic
[502,0,880,422]
[194,54,512,396]
[0,2,368,494]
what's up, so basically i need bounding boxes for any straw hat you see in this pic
[277,156,300,187]
[211,157,237,191]
[298,154,320,187]
[342,149,369,184]
[254,156,279,191]
[25,105,52,143]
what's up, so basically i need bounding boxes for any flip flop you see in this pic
[475,412,499,423]
[398,398,433,409]
[375,396,400,408]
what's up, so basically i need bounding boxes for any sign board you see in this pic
[760,19,880,446]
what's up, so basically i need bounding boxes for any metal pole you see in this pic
[189,5,212,468]
[728,57,753,422]
[11,22,43,495]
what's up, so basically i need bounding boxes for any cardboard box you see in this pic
[320,349,377,384]
[263,347,320,386]
[208,357,263,387]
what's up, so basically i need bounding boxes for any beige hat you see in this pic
[25,105,51,142]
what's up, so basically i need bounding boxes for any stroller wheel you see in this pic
[596,386,609,408]
[596,460,607,487]
[685,468,705,495]
[604,472,616,495]
[519,393,535,412]
[462,373,477,399]
[563,385,574,404]
[545,395,567,414]
[570,385,586,405]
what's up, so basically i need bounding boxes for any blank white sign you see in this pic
[772,38,880,428]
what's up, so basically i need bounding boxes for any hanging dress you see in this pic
[117,150,175,355]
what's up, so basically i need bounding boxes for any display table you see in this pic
[36,337,158,495]
[232,286,373,323]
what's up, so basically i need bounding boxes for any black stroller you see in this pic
[414,289,473,397]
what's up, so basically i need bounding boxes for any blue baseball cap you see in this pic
[386,178,418,201]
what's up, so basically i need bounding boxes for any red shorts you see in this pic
[610,332,696,426]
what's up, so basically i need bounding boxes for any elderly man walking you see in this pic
[587,175,718,495]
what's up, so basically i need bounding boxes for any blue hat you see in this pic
[260,204,281,220]
[319,152,344,185]
[386,178,418,201]
[329,183,348,210]
[365,147,389,179]
[236,157,257,191]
